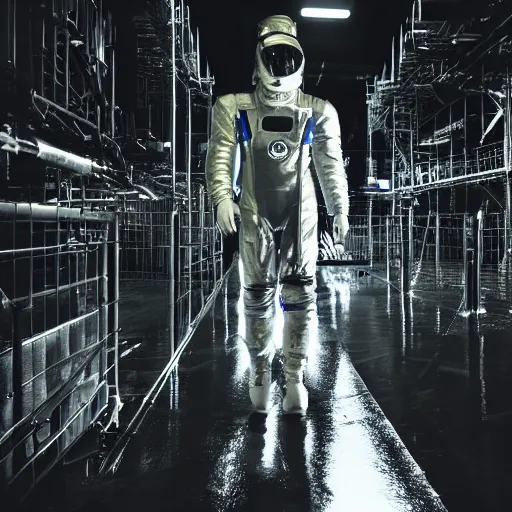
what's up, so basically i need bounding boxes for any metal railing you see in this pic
[346,209,511,307]
[343,215,373,261]
[395,142,506,190]
[119,197,175,281]
[0,0,220,502]
[118,184,222,353]
[0,200,120,494]
[0,187,224,495]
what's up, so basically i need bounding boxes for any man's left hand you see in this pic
[333,213,349,244]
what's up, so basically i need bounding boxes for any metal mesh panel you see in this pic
[118,186,223,351]
[175,187,222,343]
[344,215,371,261]
[409,214,465,289]
[412,143,505,189]
[119,198,174,280]
[0,202,119,492]
[1,0,219,501]
[347,210,511,307]
[482,213,507,266]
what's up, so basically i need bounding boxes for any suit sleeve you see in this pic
[205,94,238,207]
[312,100,349,216]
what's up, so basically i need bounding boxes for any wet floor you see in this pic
[115,278,212,424]
[17,262,512,512]
[325,264,512,512]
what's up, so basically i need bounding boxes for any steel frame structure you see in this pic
[0,0,221,499]
[361,0,512,304]
[367,0,512,204]
[120,0,222,356]
[0,199,120,498]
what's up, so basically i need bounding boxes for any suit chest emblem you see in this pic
[268,140,289,160]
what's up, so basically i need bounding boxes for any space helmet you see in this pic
[252,15,305,93]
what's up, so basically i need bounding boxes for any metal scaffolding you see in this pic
[0,0,221,499]
[359,0,512,311]
[367,0,512,193]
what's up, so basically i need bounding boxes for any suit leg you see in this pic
[240,215,277,413]
[278,206,318,414]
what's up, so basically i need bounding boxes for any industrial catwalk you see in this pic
[19,261,450,512]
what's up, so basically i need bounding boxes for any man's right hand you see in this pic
[216,198,240,236]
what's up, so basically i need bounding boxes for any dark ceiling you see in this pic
[185,0,415,94]
[111,0,422,93]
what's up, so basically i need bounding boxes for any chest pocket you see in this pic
[232,109,315,198]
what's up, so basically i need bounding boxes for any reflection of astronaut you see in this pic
[206,15,349,415]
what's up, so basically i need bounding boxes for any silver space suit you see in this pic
[206,15,349,414]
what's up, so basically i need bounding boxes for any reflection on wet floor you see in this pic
[115,279,211,423]
[319,265,512,512]
[19,263,512,512]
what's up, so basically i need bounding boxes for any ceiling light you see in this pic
[301,8,351,19]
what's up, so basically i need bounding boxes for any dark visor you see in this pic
[261,44,303,78]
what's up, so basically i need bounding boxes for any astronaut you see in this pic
[206,15,349,415]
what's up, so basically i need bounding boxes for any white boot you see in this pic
[281,308,313,415]
[283,380,308,415]
[245,314,275,414]
[249,365,272,414]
